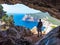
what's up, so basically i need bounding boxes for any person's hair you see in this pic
[39,19,41,22]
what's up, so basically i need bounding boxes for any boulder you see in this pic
[14,26,33,36]
[31,26,38,34]
[0,26,33,45]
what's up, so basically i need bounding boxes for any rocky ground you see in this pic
[35,26,60,45]
[0,24,60,45]
[0,19,60,45]
[0,24,44,45]
[0,18,58,45]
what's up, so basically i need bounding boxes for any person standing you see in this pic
[37,19,43,37]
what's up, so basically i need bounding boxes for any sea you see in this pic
[10,13,38,29]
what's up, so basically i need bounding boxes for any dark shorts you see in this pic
[37,28,42,32]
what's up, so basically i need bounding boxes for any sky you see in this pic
[1,4,60,25]
[2,4,41,14]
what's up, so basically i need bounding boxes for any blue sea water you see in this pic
[7,13,45,30]
[13,14,38,29]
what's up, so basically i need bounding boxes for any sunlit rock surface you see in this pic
[31,26,37,34]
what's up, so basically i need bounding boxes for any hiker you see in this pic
[37,19,43,37]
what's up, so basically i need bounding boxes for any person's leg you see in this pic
[37,28,39,37]
[40,31,42,36]
[38,30,39,37]
[40,28,42,36]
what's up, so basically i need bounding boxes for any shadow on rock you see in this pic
[35,26,60,45]
[0,26,33,45]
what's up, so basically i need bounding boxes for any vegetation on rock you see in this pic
[0,4,6,19]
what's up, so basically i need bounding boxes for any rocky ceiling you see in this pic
[0,0,60,19]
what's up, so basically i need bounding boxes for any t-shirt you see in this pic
[37,22,42,28]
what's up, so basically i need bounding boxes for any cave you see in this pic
[0,0,60,19]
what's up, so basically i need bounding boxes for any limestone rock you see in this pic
[35,26,60,45]
[0,0,60,19]
[31,26,38,34]
[0,26,33,45]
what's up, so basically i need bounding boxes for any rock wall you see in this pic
[0,26,33,45]
[35,26,60,45]
[0,0,60,19]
